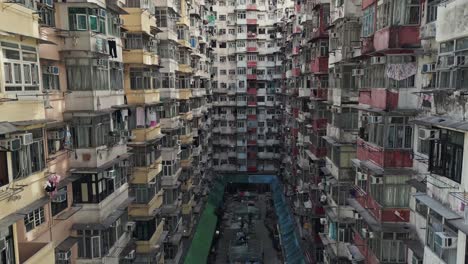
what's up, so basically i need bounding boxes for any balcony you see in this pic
[125,89,160,105]
[420,21,436,40]
[129,190,163,217]
[178,64,193,74]
[247,61,257,67]
[247,74,257,80]
[132,125,162,142]
[180,133,193,145]
[132,162,162,184]
[299,88,311,98]
[247,46,257,52]
[311,88,328,101]
[356,138,412,168]
[19,242,55,264]
[310,57,328,74]
[70,141,128,169]
[373,26,420,52]
[247,4,257,10]
[136,220,166,254]
[361,36,375,54]
[123,50,159,66]
[247,32,257,39]
[247,19,258,25]
[358,88,399,111]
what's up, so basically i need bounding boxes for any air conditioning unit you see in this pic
[48,131,64,140]
[124,250,136,260]
[105,169,117,179]
[371,56,386,65]
[418,128,439,140]
[353,211,362,220]
[368,231,375,239]
[320,218,327,225]
[361,228,368,237]
[57,250,71,260]
[99,9,107,17]
[421,63,436,73]
[126,221,136,232]
[148,40,156,47]
[14,133,33,145]
[93,59,107,67]
[335,73,343,79]
[356,171,367,181]
[46,66,59,75]
[275,88,281,93]
[456,55,468,66]
[368,116,382,124]
[52,189,67,203]
[0,138,21,151]
[370,175,383,184]
[434,232,457,249]
[176,140,181,145]
[352,69,364,76]
[411,255,423,264]
[330,32,338,38]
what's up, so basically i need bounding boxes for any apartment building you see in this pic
[211,0,283,173]
[0,0,212,263]
[279,0,468,264]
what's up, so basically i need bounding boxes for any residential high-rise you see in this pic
[211,0,284,173]
[0,0,212,263]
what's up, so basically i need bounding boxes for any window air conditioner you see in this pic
[126,221,136,232]
[418,128,439,140]
[57,250,71,260]
[370,56,386,65]
[421,63,436,73]
[434,232,457,249]
[46,66,59,75]
[0,138,21,151]
[124,250,136,260]
[370,175,383,184]
[352,69,364,76]
[320,218,327,225]
[105,169,117,179]
[356,171,367,181]
[52,189,67,203]
[14,133,34,145]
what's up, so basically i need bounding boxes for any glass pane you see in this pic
[89,16,98,31]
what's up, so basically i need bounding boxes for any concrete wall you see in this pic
[436,0,468,42]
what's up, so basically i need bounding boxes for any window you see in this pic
[429,129,464,183]
[228,28,235,35]
[68,8,106,33]
[42,66,60,90]
[427,0,440,23]
[0,226,16,264]
[2,42,39,92]
[9,129,45,179]
[24,207,45,232]
[134,218,158,241]
[362,5,375,37]
[51,187,68,216]
[237,11,246,19]
[72,166,127,203]
[219,15,226,21]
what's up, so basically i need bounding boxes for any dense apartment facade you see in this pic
[0,0,212,263]
[211,0,284,173]
[279,0,468,264]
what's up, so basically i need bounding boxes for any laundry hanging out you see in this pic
[108,40,117,58]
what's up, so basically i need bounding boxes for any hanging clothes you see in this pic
[136,107,145,127]
[385,63,417,81]
[147,107,157,127]
[108,40,117,58]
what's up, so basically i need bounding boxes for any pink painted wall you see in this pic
[373,26,420,51]
[357,139,413,168]
[359,89,399,111]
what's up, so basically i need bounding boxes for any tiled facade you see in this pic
[0,0,212,263]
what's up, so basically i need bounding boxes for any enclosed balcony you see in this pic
[123,33,159,65]
[357,115,414,168]
[372,0,421,52]
[19,242,55,264]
